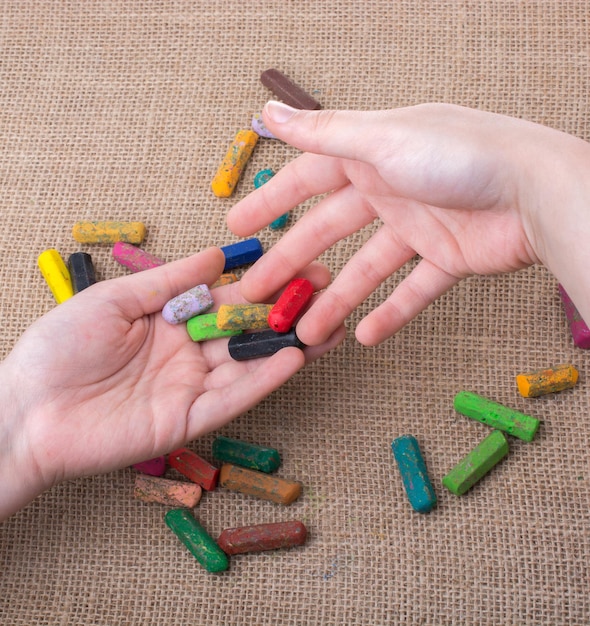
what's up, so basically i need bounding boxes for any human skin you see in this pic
[0,247,345,520]
[228,102,590,347]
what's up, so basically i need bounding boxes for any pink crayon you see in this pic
[558,284,590,348]
[113,242,165,273]
[132,456,167,476]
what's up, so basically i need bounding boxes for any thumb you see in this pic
[87,246,226,319]
[262,101,388,162]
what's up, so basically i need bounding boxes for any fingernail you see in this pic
[264,100,297,123]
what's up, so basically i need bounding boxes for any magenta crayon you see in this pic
[132,456,167,476]
[558,284,590,348]
[112,242,165,273]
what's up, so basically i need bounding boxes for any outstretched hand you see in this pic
[0,247,345,519]
[228,102,590,346]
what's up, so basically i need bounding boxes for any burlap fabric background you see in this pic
[1,1,589,624]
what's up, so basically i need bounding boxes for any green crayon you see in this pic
[454,391,540,442]
[165,509,229,573]
[186,313,242,342]
[443,430,509,496]
[212,436,281,473]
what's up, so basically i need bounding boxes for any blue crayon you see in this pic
[391,435,437,513]
[220,238,263,271]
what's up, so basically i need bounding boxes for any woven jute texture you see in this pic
[1,1,589,624]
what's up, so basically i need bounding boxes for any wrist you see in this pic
[521,128,590,324]
[0,358,46,521]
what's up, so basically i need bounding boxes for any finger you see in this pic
[202,322,346,389]
[212,260,333,307]
[303,322,346,361]
[186,347,306,437]
[227,151,349,236]
[200,290,347,370]
[261,102,519,213]
[261,101,400,162]
[239,184,377,303]
[88,247,226,320]
[294,225,416,345]
[355,258,460,346]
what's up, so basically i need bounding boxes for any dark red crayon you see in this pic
[268,278,314,332]
[168,448,219,491]
[217,520,308,555]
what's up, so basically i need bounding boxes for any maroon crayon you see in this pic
[217,520,308,555]
[260,69,322,110]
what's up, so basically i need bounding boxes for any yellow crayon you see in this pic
[216,303,273,331]
[38,249,74,304]
[211,130,259,198]
[72,221,146,244]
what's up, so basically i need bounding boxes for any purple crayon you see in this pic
[558,284,590,348]
[113,242,165,273]
[251,112,277,139]
[162,284,214,324]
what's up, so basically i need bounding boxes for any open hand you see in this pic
[0,247,344,519]
[228,102,590,346]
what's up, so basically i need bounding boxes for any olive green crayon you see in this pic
[186,313,243,342]
[165,509,229,573]
[453,391,540,442]
[442,430,509,496]
[212,436,281,473]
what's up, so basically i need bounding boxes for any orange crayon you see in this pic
[516,364,579,397]
[219,464,301,505]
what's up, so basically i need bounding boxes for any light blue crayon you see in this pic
[253,168,290,230]
[253,168,275,188]
[270,213,289,230]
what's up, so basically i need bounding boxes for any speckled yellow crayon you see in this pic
[216,303,273,331]
[211,130,259,197]
[72,221,146,244]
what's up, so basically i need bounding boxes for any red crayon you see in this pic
[168,448,219,491]
[268,278,314,332]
